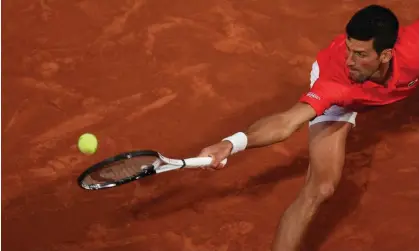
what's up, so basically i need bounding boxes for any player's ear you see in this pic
[379,48,393,64]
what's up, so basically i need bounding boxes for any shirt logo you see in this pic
[407,78,418,87]
[306,92,320,100]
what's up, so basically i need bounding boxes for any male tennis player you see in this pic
[198,5,419,251]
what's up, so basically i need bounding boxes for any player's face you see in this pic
[345,38,390,83]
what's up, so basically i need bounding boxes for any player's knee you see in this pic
[317,182,336,200]
[304,180,337,205]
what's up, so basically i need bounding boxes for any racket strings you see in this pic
[82,156,160,185]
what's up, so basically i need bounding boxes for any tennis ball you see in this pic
[78,133,98,155]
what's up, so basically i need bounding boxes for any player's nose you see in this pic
[345,55,355,67]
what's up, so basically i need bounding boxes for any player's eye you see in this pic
[355,52,366,58]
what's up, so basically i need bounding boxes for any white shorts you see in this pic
[308,61,357,127]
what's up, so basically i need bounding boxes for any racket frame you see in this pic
[77,150,224,190]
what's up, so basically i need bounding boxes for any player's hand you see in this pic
[198,141,232,169]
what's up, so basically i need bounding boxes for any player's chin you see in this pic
[349,73,368,83]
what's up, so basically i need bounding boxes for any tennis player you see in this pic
[198,5,419,251]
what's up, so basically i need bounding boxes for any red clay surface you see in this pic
[2,0,419,250]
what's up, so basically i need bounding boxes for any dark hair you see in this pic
[345,4,399,54]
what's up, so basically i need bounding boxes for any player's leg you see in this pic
[271,120,352,251]
[270,61,357,251]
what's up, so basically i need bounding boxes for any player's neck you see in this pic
[370,60,392,86]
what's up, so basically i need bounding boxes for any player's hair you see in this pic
[345,5,399,54]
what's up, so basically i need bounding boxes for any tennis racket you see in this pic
[77,150,227,190]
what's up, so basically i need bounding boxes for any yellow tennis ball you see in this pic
[78,133,98,155]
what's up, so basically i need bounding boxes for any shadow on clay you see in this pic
[302,88,419,251]
[128,88,419,250]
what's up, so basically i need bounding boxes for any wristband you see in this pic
[222,132,248,155]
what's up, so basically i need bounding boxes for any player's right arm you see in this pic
[245,102,316,148]
[197,101,317,168]
[198,77,351,168]
[243,78,346,149]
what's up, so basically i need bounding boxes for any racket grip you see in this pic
[184,157,228,167]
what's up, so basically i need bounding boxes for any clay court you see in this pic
[2,0,419,250]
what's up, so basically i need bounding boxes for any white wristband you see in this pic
[222,132,248,155]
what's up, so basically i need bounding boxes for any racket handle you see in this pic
[184,157,227,167]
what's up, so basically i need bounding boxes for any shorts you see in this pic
[308,61,357,127]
